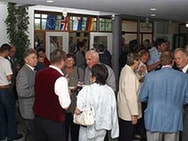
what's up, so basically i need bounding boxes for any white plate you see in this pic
[69,86,76,90]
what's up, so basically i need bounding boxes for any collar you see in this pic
[26,64,35,71]
[182,64,188,73]
[49,65,64,75]
[161,65,172,69]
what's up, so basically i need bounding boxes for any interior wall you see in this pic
[154,21,179,49]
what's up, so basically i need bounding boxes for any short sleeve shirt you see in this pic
[0,56,13,85]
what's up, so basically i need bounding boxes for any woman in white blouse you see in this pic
[75,64,119,141]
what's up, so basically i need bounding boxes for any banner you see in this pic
[73,17,82,30]
[87,18,93,31]
[46,15,57,30]
[60,16,68,30]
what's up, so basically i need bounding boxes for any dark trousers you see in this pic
[119,118,135,141]
[34,115,66,141]
[181,106,188,141]
[24,119,35,141]
[134,102,147,137]
[65,113,80,141]
[0,88,17,139]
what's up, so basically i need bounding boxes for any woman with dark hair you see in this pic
[75,64,119,141]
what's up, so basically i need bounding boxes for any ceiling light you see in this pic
[186,23,188,28]
[150,8,157,11]
[111,14,115,20]
[141,18,152,29]
[150,14,156,17]
[46,0,54,3]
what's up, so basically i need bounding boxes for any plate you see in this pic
[69,86,76,90]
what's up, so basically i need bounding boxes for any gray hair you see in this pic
[174,48,188,57]
[23,48,36,59]
[86,50,99,60]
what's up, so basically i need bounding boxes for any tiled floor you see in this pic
[1,111,25,141]
[0,114,144,141]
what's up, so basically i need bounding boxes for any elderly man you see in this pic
[84,50,116,92]
[174,48,188,141]
[84,50,117,141]
[16,48,38,141]
[139,50,188,141]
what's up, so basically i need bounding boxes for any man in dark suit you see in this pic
[16,48,38,141]
[8,45,19,99]
[174,48,188,141]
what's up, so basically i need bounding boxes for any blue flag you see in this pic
[77,17,82,30]
[46,15,57,30]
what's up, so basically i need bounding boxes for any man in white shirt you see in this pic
[33,49,71,141]
[0,43,23,141]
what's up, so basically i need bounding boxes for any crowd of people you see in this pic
[0,38,188,141]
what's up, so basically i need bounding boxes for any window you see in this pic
[34,13,68,31]
[122,20,153,44]
[99,18,112,31]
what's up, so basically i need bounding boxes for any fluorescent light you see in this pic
[46,0,54,3]
[150,14,156,17]
[150,8,157,11]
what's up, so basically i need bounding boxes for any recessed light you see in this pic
[150,14,156,17]
[150,8,157,11]
[46,0,54,3]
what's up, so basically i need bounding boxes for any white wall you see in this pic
[0,2,8,45]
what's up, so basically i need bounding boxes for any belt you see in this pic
[0,85,10,89]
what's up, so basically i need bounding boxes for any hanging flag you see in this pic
[46,15,57,30]
[77,17,83,30]
[87,17,93,31]
[73,17,79,30]
[60,16,68,30]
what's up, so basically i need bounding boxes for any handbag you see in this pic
[73,86,94,126]
[73,107,94,126]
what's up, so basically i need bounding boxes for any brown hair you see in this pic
[50,49,66,64]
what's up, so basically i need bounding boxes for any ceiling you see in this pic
[1,0,188,23]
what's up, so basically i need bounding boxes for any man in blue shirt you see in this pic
[147,38,167,72]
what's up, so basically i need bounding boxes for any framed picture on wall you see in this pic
[34,31,46,50]
[46,32,69,59]
[90,32,113,53]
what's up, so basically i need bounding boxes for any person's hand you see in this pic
[74,107,82,115]
[131,115,138,125]
[65,74,70,82]
[138,66,146,75]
